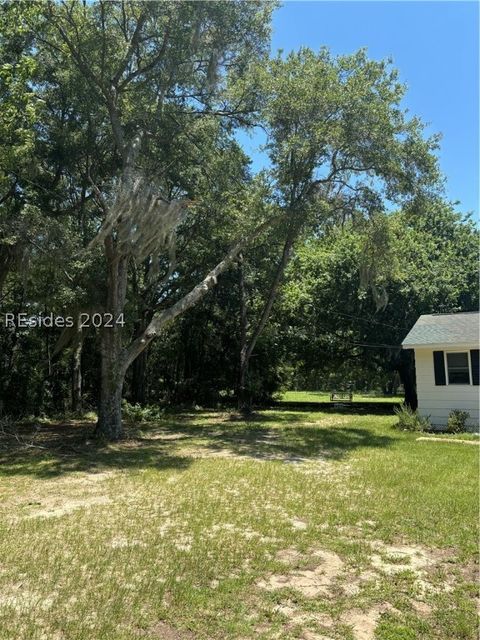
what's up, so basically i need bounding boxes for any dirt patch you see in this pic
[290,517,308,531]
[258,540,455,639]
[258,550,344,598]
[0,583,54,612]
[269,600,335,639]
[292,461,353,479]
[341,570,378,597]
[175,446,239,459]
[28,495,111,518]
[457,560,480,584]
[144,621,195,639]
[368,540,457,602]
[276,548,303,564]
[341,603,397,640]
[146,432,191,441]
[411,600,433,615]
[301,631,335,640]
[370,542,433,574]
[2,470,115,515]
[264,546,382,601]
[173,534,193,552]
[110,536,146,549]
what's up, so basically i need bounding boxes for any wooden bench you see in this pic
[330,391,353,402]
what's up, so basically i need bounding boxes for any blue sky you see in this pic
[239,1,479,217]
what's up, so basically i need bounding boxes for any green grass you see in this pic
[279,390,403,403]
[0,409,478,639]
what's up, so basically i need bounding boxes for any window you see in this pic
[445,352,471,385]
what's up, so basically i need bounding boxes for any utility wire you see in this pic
[324,309,409,331]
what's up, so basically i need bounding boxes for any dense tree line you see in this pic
[0,1,477,437]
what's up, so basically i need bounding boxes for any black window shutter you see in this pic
[471,349,479,385]
[433,351,446,385]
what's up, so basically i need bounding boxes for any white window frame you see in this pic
[444,350,472,386]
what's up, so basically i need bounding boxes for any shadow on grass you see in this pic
[0,410,395,478]
[139,410,395,462]
[269,401,399,414]
[0,421,192,479]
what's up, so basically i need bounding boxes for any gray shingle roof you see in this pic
[402,312,480,347]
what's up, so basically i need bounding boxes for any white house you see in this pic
[402,312,479,429]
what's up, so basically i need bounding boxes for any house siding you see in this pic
[414,347,479,429]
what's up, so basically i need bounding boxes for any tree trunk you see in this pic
[97,375,124,440]
[71,335,83,412]
[238,358,250,413]
[238,222,298,412]
[397,348,417,410]
[237,254,250,411]
[97,325,126,440]
[96,241,128,440]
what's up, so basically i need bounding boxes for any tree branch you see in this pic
[123,216,281,371]
[112,10,148,87]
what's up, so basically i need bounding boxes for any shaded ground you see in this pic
[0,411,394,478]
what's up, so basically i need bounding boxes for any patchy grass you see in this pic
[280,391,403,404]
[0,409,478,640]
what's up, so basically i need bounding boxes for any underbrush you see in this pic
[393,405,430,431]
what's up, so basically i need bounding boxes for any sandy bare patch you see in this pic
[367,540,457,601]
[110,536,147,549]
[175,443,338,465]
[290,517,308,531]
[457,560,480,584]
[369,541,435,575]
[273,601,334,628]
[258,539,457,639]
[3,471,115,514]
[175,446,238,459]
[271,600,335,638]
[28,495,111,518]
[301,632,335,640]
[341,603,396,640]
[414,577,453,596]
[173,534,193,552]
[73,470,115,483]
[265,546,381,601]
[258,550,344,598]
[276,548,303,564]
[293,461,353,479]
[145,621,195,639]
[145,432,190,441]
[210,522,239,533]
[411,600,433,615]
[0,584,54,612]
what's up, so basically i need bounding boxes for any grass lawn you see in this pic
[279,391,403,404]
[0,409,478,640]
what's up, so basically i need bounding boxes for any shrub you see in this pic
[393,405,430,431]
[446,409,470,434]
[122,400,163,424]
[0,415,15,433]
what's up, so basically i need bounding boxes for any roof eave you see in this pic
[402,342,479,350]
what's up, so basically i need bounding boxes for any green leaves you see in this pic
[0,4,40,198]
[259,46,441,220]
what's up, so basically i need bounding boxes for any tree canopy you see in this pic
[0,0,476,434]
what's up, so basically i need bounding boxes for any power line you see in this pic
[351,341,401,349]
[324,310,409,331]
